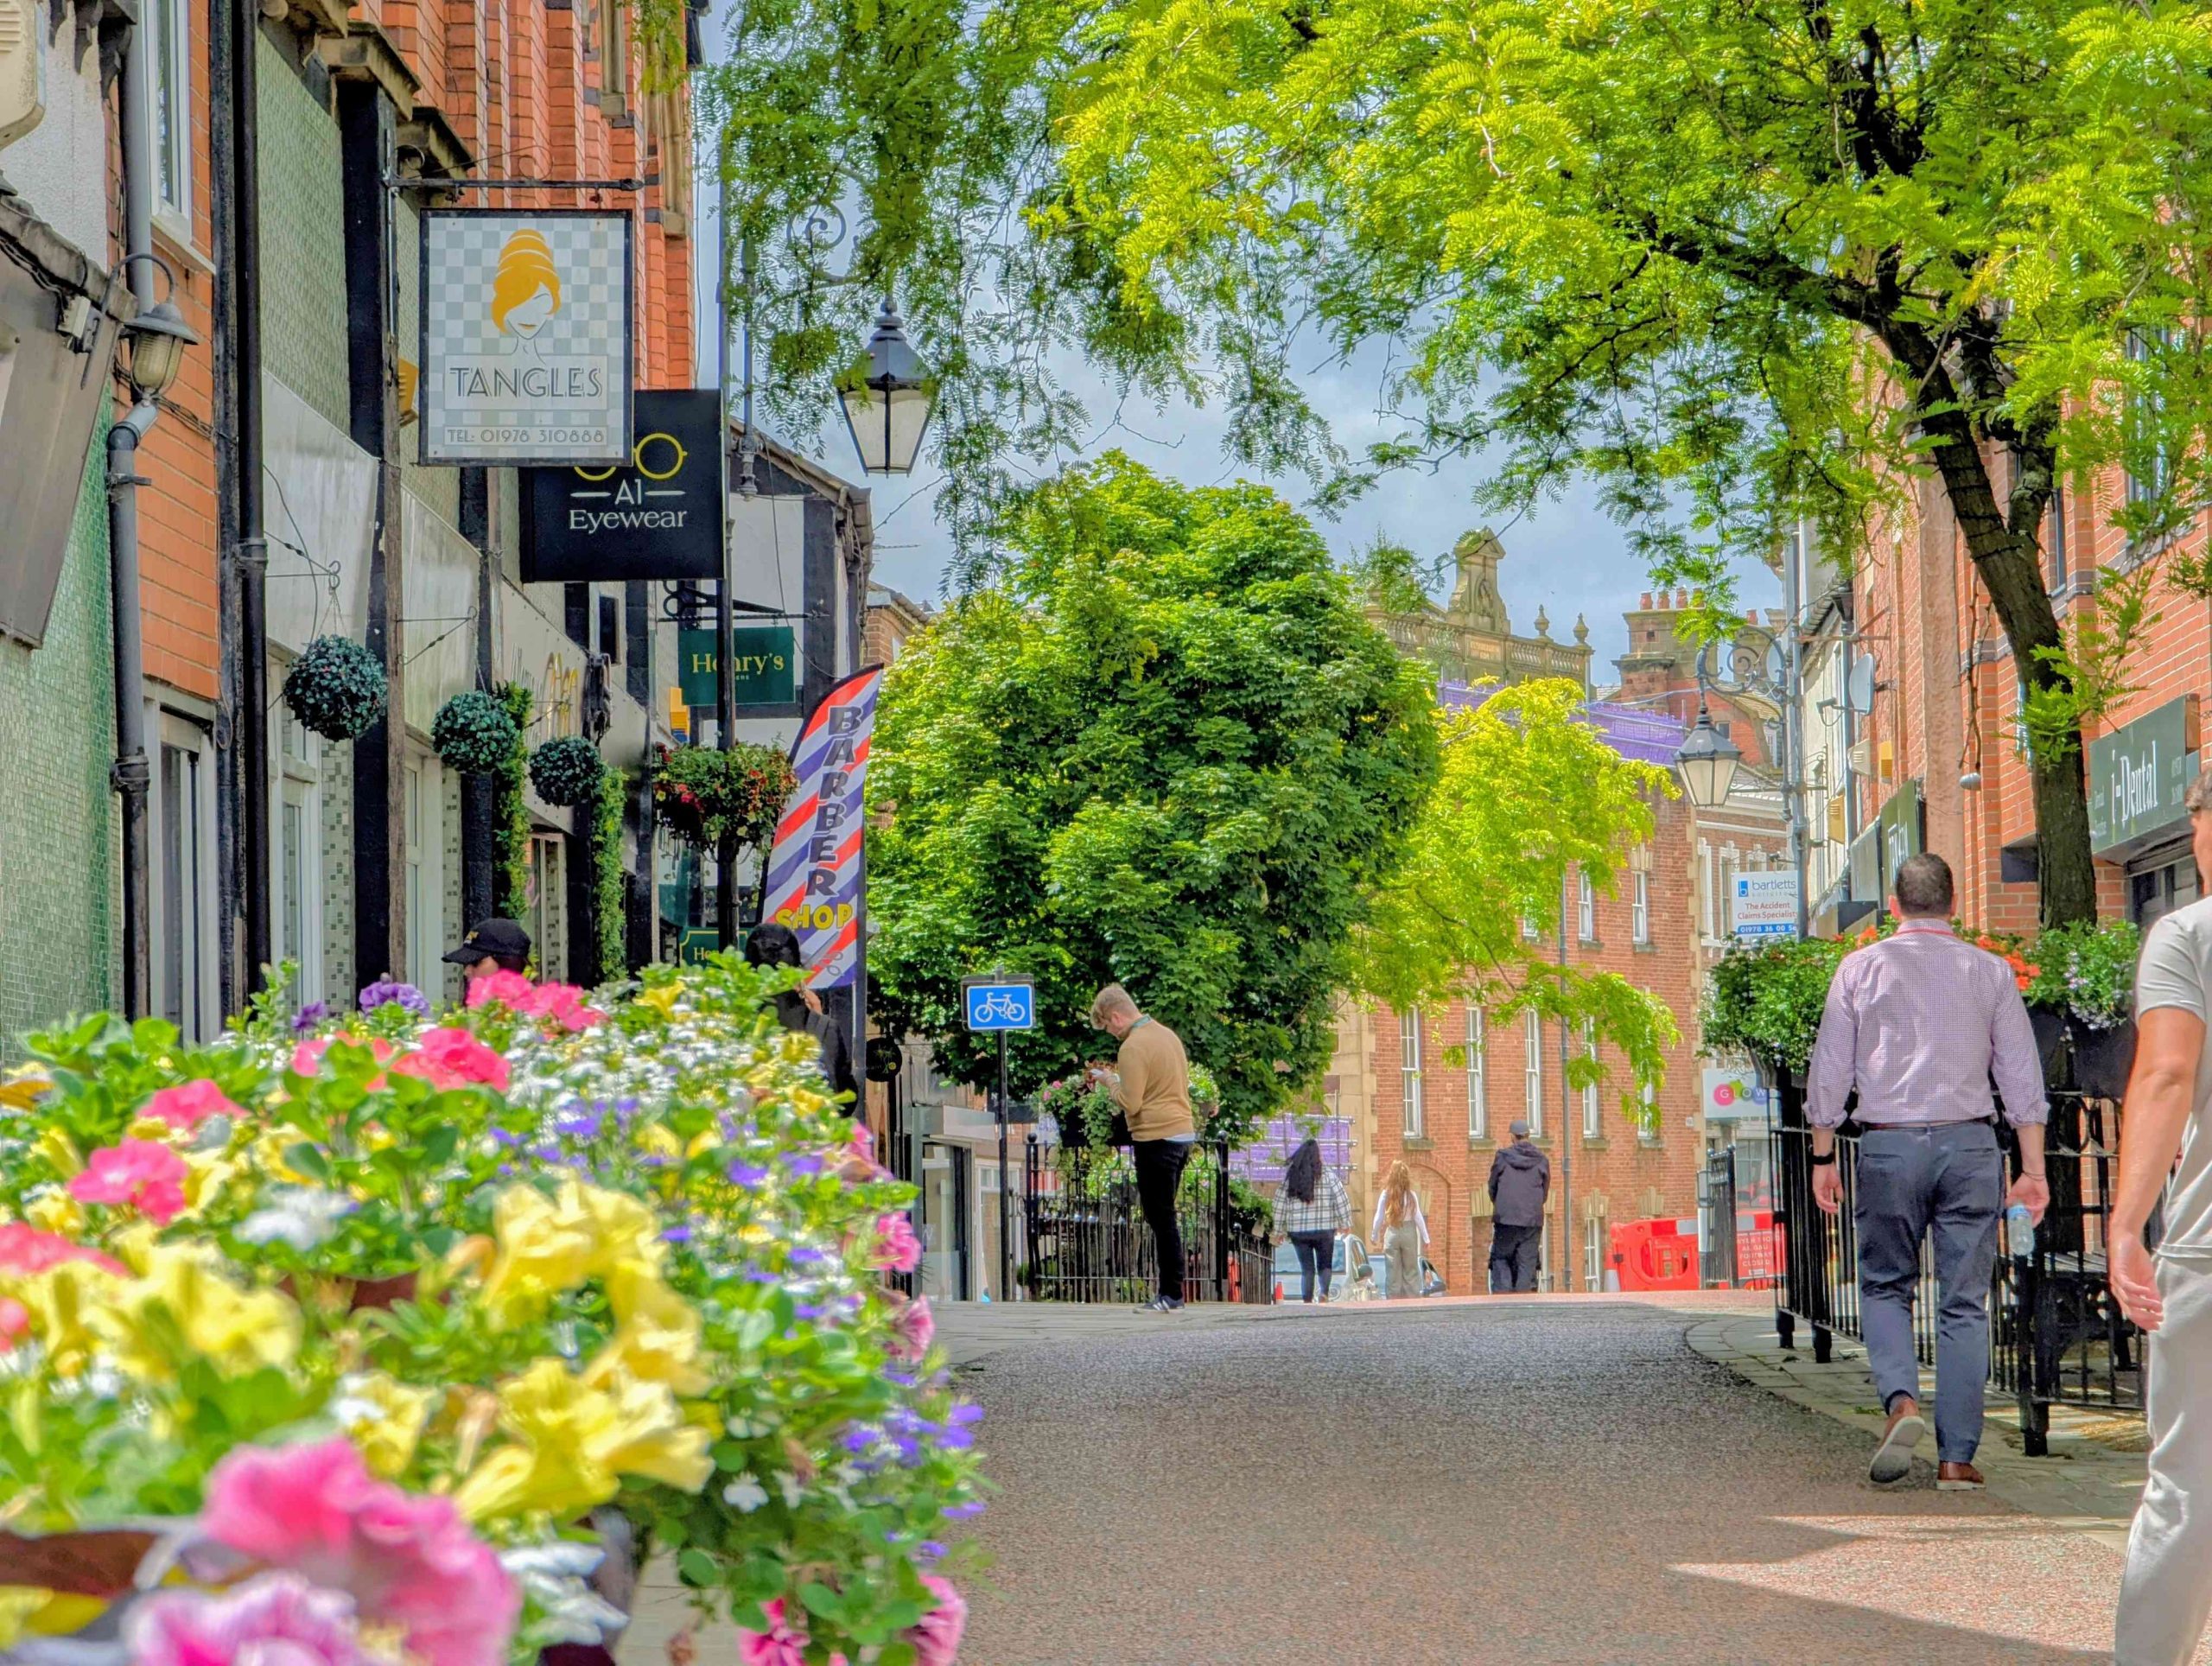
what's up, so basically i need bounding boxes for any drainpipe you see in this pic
[232,0,272,989]
[109,0,160,1018]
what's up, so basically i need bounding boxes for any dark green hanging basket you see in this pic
[530,735,605,807]
[433,690,522,776]
[283,635,387,742]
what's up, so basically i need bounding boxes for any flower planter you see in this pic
[2028,1006,2068,1087]
[0,1528,158,1596]
[2068,1017,2137,1101]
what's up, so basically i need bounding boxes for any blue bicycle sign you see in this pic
[963,978,1036,1033]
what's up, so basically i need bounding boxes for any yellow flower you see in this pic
[0,1588,103,1648]
[95,1243,301,1380]
[476,1180,664,1326]
[452,1358,711,1523]
[181,1154,238,1219]
[31,1129,79,1180]
[585,1262,709,1396]
[634,981,683,1017]
[22,1190,84,1237]
[0,1068,52,1113]
[335,1372,435,1477]
[634,1124,683,1164]
[15,1262,118,1377]
[577,1186,660,1272]
[250,1129,311,1185]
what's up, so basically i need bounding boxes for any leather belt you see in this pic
[1856,1116,1999,1131]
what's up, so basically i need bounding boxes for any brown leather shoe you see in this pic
[1869,1399,1924,1485]
[1936,1461,1986,1491]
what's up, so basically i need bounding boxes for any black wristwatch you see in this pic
[1808,1150,1838,1167]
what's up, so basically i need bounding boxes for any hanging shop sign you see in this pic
[676,626,798,714]
[1730,873,1800,940]
[2088,695,2199,856]
[760,666,886,990]
[521,388,722,581]
[419,209,632,465]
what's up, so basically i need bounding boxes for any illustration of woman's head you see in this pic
[491,230,562,338]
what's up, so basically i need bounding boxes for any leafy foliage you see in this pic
[591,765,629,984]
[866,455,1438,1146]
[1701,938,1853,1078]
[651,743,798,855]
[283,635,387,743]
[493,684,534,921]
[2024,918,2141,1028]
[529,737,605,810]
[1351,681,1678,1124]
[432,690,522,777]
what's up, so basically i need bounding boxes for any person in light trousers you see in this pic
[2113,773,2212,1663]
[1372,1160,1429,1299]
[1807,851,2049,1490]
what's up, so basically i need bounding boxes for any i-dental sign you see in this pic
[2088,695,2199,855]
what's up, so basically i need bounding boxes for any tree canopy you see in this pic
[710,0,2212,925]
[864,455,1438,1143]
[1351,682,1679,1121]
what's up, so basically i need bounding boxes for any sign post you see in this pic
[964,974,1037,1303]
[1731,873,1801,941]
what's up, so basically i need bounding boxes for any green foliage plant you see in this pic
[592,764,629,984]
[866,455,1439,1147]
[2025,918,2142,1029]
[530,735,606,809]
[432,690,522,776]
[493,683,534,919]
[1700,938,1853,1080]
[651,743,798,856]
[283,635,387,742]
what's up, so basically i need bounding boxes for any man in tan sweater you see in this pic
[1091,983,1198,1311]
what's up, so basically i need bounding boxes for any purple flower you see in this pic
[917,1542,946,1561]
[290,1002,329,1034]
[795,1301,833,1320]
[787,1247,828,1268]
[740,1266,779,1284]
[784,1154,826,1179]
[945,1501,986,1520]
[661,1224,694,1243]
[358,979,429,1016]
[554,1106,605,1140]
[948,1404,984,1427]
[842,1428,877,1454]
[935,1428,974,1452]
[728,1161,771,1188]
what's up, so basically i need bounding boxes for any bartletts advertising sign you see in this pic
[420,209,633,465]
[761,668,885,990]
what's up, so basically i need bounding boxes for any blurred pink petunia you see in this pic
[289,1036,395,1085]
[912,1575,968,1666]
[872,1213,923,1275]
[393,1027,511,1093]
[67,1139,188,1224]
[0,1222,124,1276]
[736,1599,809,1666]
[143,1078,244,1132]
[0,1298,29,1347]
[464,970,537,1012]
[200,1440,518,1666]
[888,1294,935,1363]
[126,1572,364,1666]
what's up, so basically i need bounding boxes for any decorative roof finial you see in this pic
[1573,613,1590,645]
[1534,605,1552,639]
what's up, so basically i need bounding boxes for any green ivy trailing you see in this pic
[591,763,628,984]
[1700,938,1852,1079]
[493,684,533,919]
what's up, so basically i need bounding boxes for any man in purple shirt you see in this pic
[1807,852,2050,1490]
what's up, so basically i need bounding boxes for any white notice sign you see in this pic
[1732,872,1799,940]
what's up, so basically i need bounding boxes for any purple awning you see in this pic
[1439,682,1685,766]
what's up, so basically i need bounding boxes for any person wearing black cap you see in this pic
[444,918,532,980]
[743,922,861,1112]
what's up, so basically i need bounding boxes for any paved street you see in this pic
[944,1296,2177,1665]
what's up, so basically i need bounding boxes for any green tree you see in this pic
[1352,681,1678,1122]
[866,455,1438,1143]
[711,0,2212,926]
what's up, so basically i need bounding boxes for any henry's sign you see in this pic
[419,209,633,465]
[2088,695,2199,855]
[522,390,722,582]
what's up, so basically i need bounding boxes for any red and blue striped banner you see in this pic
[760,665,885,989]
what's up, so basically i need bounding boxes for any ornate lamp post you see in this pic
[1673,611,1808,938]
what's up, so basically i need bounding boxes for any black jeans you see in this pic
[1133,1138,1193,1301]
[1490,1221,1541,1293]
[1289,1230,1336,1301]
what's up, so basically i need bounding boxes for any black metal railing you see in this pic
[1701,1148,1741,1288]
[1022,1139,1273,1305]
[1771,1087,2143,1454]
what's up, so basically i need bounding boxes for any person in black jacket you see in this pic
[1487,1120,1550,1293]
[742,923,861,1113]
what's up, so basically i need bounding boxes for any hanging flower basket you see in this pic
[431,690,520,776]
[282,635,386,742]
[529,735,605,808]
[651,743,797,853]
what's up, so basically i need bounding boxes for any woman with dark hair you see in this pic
[744,922,861,1112]
[1271,1137,1351,1304]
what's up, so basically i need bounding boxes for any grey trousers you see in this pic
[1853,1120,2003,1465]
[1384,1223,1422,1299]
[2118,1256,2212,1664]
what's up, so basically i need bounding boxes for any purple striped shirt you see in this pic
[1804,919,2048,1129]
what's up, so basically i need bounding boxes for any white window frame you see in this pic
[1467,1007,1487,1142]
[526,832,563,979]
[149,712,220,1041]
[1719,846,1739,938]
[148,0,192,226]
[1698,840,1716,940]
[1577,868,1595,939]
[1582,1020,1601,1140]
[271,695,324,1009]
[1585,1214,1605,1293]
[1639,1078,1660,1145]
[1523,1008,1543,1136]
[1631,869,1650,944]
[1400,1008,1425,1140]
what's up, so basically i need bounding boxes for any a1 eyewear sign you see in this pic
[2088,695,2199,855]
[963,978,1036,1032]
[522,389,721,581]
[420,209,633,465]
[677,626,798,714]
[1731,872,1799,940]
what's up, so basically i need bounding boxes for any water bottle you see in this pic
[2005,1201,2036,1260]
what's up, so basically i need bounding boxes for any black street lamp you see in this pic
[1675,698,1744,810]
[838,301,934,475]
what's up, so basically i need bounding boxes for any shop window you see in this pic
[153,716,218,1040]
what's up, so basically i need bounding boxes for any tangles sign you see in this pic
[419,209,633,465]
[762,667,885,990]
[522,389,723,582]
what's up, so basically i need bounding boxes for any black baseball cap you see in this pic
[444,918,532,965]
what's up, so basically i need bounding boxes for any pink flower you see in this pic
[872,1213,923,1275]
[464,970,537,1013]
[289,1036,396,1085]
[889,1294,935,1363]
[0,1299,29,1347]
[68,1139,188,1224]
[200,1440,518,1666]
[912,1575,968,1666]
[393,1028,511,1094]
[143,1078,244,1132]
[737,1599,809,1666]
[0,1223,125,1276]
[127,1572,363,1666]
[524,982,603,1032]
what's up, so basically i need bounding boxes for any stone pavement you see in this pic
[942,1293,2198,1665]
